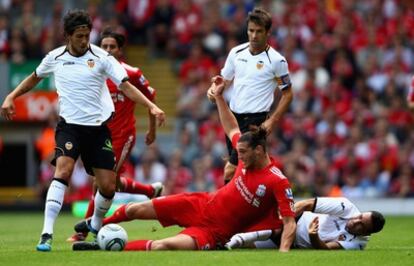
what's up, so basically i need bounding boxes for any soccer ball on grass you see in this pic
[97,224,128,251]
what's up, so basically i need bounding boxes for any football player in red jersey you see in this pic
[73,75,296,252]
[68,28,164,242]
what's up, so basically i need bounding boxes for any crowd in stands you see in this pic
[2,0,414,200]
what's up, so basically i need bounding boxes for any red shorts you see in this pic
[152,193,218,250]
[112,133,135,175]
[242,209,283,232]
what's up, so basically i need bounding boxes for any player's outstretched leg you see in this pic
[119,177,164,198]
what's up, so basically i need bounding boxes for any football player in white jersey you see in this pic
[207,8,293,183]
[1,10,165,252]
[225,197,385,250]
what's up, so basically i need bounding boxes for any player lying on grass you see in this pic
[72,73,296,251]
[225,197,385,250]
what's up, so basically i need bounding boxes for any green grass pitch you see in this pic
[0,212,413,266]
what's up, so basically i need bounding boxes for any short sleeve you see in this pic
[220,48,236,81]
[338,237,368,250]
[314,197,360,219]
[273,177,295,217]
[274,58,291,91]
[102,55,128,86]
[35,53,55,78]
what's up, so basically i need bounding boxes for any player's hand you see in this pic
[1,96,16,120]
[207,86,216,103]
[308,217,319,236]
[260,118,276,136]
[150,106,165,127]
[213,76,225,96]
[207,75,225,103]
[145,130,156,145]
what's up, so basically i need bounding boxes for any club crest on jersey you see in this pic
[87,59,95,68]
[255,184,266,197]
[285,188,293,199]
[65,142,73,150]
[256,60,264,70]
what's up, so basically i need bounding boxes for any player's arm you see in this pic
[279,216,296,252]
[294,198,316,217]
[119,81,165,127]
[261,86,293,134]
[146,98,156,145]
[1,72,42,120]
[273,179,296,252]
[211,76,239,139]
[312,197,357,218]
[308,217,343,250]
[207,75,232,103]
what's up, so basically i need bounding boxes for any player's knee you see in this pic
[99,182,116,197]
[125,202,148,219]
[54,163,74,180]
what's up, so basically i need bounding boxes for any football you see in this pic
[97,224,128,251]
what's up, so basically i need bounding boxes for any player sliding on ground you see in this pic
[72,71,296,251]
[225,197,385,250]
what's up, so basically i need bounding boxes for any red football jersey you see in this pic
[203,133,295,241]
[107,61,156,140]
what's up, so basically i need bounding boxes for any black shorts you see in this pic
[52,119,116,175]
[225,112,268,165]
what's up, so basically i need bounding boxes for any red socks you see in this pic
[84,197,95,219]
[124,240,153,251]
[103,204,131,225]
[120,177,154,198]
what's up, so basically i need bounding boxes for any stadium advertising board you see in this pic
[8,61,57,121]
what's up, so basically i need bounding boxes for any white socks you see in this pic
[41,179,67,235]
[90,190,113,232]
[226,230,273,248]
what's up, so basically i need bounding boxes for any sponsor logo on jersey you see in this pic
[235,176,255,206]
[256,184,266,197]
[63,61,75,66]
[102,139,113,151]
[111,92,125,103]
[238,58,247,63]
[256,60,264,70]
[87,59,95,68]
[285,188,293,199]
[65,142,73,150]
[338,234,347,241]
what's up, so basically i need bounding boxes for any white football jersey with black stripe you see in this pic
[36,44,128,126]
[295,197,369,250]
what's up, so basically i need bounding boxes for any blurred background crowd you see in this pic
[1,0,414,203]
